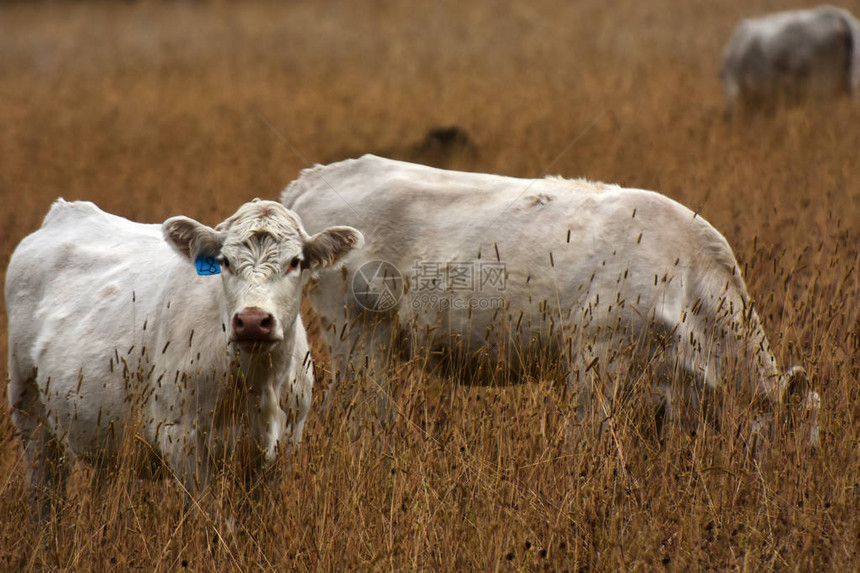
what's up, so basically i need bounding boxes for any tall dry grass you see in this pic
[0,0,858,570]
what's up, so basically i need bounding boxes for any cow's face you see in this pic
[162,200,363,352]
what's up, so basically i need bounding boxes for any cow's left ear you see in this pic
[303,226,364,270]
[163,216,223,260]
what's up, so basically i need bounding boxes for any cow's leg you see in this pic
[721,72,740,120]
[8,371,68,520]
[571,320,715,442]
[568,339,633,439]
[156,424,212,507]
[317,313,348,418]
[309,272,400,432]
[25,428,68,521]
[340,312,399,433]
[307,275,355,418]
[567,336,674,474]
[314,311,397,431]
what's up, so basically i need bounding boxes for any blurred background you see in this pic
[1,0,858,569]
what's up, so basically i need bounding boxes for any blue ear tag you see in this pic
[195,255,221,276]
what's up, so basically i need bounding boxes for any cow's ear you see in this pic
[303,226,364,270]
[163,216,223,260]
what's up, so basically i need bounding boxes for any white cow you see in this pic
[721,6,860,115]
[6,199,363,515]
[282,154,819,442]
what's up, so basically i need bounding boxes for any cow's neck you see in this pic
[212,332,295,463]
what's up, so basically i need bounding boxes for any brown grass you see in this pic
[1,0,859,570]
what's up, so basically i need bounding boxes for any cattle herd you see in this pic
[6,5,853,517]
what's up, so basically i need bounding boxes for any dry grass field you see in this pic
[1,0,859,570]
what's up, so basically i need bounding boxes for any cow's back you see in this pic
[284,157,815,446]
[7,200,173,381]
[283,156,743,366]
[6,200,213,461]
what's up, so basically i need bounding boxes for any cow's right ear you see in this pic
[163,216,223,260]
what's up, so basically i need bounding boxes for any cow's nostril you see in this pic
[232,308,277,343]
[232,314,245,333]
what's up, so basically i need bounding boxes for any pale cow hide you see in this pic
[6,198,363,516]
[281,154,819,445]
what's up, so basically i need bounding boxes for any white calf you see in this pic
[6,199,363,515]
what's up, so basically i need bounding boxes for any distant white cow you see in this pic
[721,6,860,114]
[6,199,363,516]
[282,154,819,443]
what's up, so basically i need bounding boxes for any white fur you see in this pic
[282,155,818,437]
[6,199,361,510]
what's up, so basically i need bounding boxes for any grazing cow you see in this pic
[282,154,819,443]
[721,6,860,115]
[6,199,363,516]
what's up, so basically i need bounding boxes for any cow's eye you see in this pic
[219,256,232,272]
[289,257,302,271]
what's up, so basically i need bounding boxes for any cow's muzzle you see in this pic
[232,307,280,346]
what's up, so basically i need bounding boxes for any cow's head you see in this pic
[163,199,363,351]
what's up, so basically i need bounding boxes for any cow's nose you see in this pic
[232,307,276,342]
